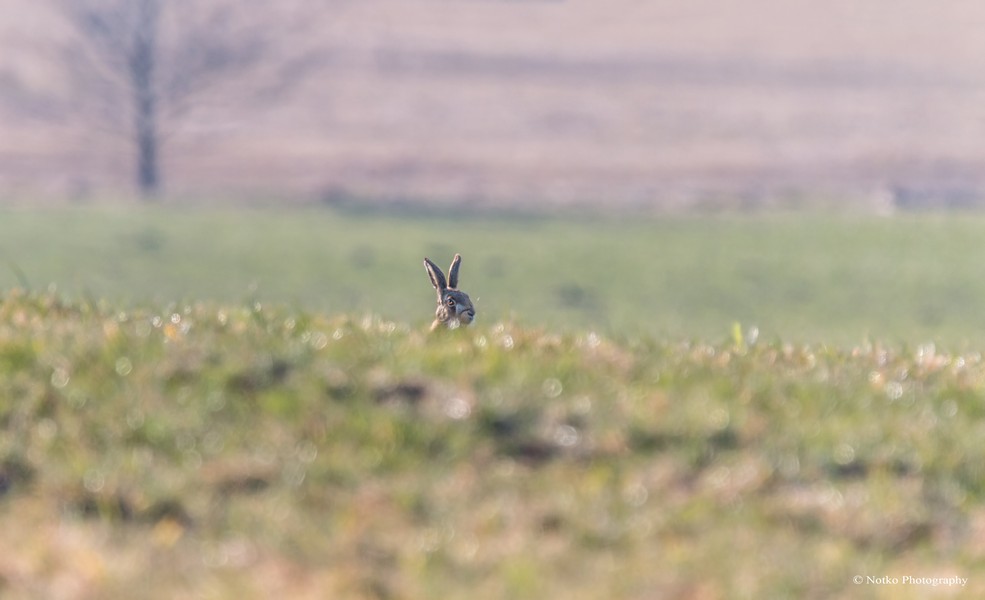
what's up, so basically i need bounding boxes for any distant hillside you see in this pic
[3,0,985,210]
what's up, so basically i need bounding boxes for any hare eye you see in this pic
[446,298,456,307]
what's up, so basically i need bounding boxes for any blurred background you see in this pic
[4,0,985,211]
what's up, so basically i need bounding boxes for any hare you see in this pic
[424,253,475,331]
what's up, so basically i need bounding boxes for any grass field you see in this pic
[0,292,983,598]
[2,207,985,598]
[3,206,985,345]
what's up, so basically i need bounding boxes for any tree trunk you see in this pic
[130,0,160,199]
[135,99,158,197]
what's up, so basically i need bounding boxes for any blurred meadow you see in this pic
[2,207,985,598]
[2,288,985,599]
[3,1,985,599]
[5,207,985,346]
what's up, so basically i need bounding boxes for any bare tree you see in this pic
[48,0,325,199]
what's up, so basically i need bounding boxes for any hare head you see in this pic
[424,254,475,331]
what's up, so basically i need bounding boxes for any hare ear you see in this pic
[448,254,462,289]
[424,257,447,293]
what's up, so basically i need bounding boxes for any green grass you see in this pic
[2,207,985,597]
[0,291,983,598]
[4,206,985,344]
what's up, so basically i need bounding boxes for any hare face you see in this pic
[436,289,475,328]
[424,254,475,331]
